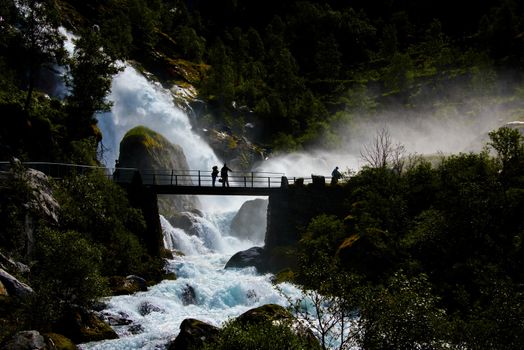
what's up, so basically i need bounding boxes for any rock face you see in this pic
[0,161,60,258]
[118,126,200,215]
[230,198,268,242]
[224,246,265,270]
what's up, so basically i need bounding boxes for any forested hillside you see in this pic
[1,0,524,161]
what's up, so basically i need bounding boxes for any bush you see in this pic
[204,318,320,350]
[29,228,107,328]
[55,170,158,277]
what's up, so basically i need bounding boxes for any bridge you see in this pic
[0,161,329,196]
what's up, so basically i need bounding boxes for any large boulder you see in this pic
[0,161,60,258]
[230,198,268,242]
[0,330,46,350]
[168,211,203,236]
[0,268,33,298]
[168,318,219,350]
[118,126,200,215]
[235,304,291,324]
[224,246,265,270]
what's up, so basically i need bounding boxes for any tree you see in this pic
[12,0,64,110]
[488,126,523,170]
[361,127,406,172]
[66,28,119,129]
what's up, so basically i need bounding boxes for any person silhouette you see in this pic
[331,166,342,184]
[211,166,219,187]
[220,163,232,187]
[113,159,120,181]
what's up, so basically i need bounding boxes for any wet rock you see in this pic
[235,304,291,325]
[168,212,200,236]
[230,198,268,242]
[224,246,265,270]
[168,318,219,350]
[102,311,132,326]
[128,324,144,335]
[55,308,118,343]
[246,289,259,303]
[0,330,46,350]
[138,301,164,316]
[0,252,30,275]
[181,284,196,305]
[109,275,148,295]
[0,268,33,298]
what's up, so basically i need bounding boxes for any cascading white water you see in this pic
[80,212,303,350]
[96,65,219,171]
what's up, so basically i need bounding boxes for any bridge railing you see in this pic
[134,169,288,188]
[0,161,114,179]
[1,161,331,188]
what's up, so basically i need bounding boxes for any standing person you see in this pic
[331,166,342,185]
[211,165,219,187]
[113,159,120,181]
[220,163,232,187]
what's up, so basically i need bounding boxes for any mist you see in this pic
[257,83,519,177]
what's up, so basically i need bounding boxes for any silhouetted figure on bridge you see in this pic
[331,166,342,185]
[113,159,120,181]
[220,163,232,187]
[211,165,219,187]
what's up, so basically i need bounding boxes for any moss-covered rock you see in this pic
[43,333,77,350]
[235,304,292,325]
[168,318,219,350]
[118,126,200,215]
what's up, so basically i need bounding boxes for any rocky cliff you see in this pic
[230,198,268,243]
[118,126,200,215]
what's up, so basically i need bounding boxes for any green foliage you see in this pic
[203,318,319,350]
[29,228,107,327]
[0,162,34,258]
[488,126,524,171]
[55,170,155,277]
[6,0,65,110]
[67,28,120,129]
[359,272,450,349]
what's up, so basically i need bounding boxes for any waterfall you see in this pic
[96,65,219,171]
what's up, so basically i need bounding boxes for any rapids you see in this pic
[80,213,303,350]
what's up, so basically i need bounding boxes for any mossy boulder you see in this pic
[168,318,219,350]
[235,304,292,325]
[108,275,148,296]
[118,126,200,215]
[43,333,77,350]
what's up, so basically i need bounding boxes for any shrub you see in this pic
[29,228,107,328]
[204,318,320,350]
